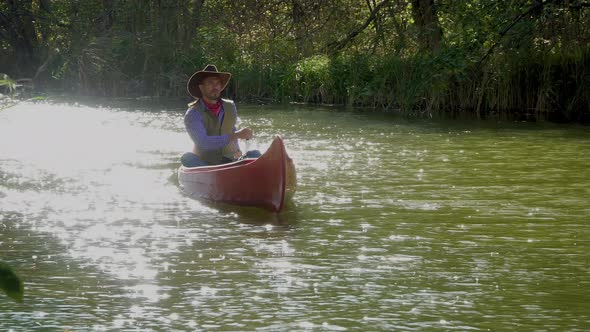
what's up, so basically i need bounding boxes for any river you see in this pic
[1,99,589,331]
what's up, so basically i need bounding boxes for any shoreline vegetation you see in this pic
[1,1,589,122]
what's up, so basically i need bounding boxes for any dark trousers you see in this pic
[181,150,262,167]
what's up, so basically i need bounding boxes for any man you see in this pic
[181,64,261,167]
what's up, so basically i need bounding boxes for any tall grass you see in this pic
[0,74,17,95]
[234,49,467,115]
[465,48,590,121]
[229,46,589,121]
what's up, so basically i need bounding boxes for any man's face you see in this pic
[199,76,223,101]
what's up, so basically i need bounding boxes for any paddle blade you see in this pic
[0,261,24,302]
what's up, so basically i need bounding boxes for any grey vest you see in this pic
[191,99,237,165]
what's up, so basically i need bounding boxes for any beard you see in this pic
[202,90,220,101]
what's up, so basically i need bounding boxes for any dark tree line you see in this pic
[1,0,589,120]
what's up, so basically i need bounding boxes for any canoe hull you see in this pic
[178,136,296,212]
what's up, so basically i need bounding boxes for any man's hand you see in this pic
[231,127,253,141]
[233,150,243,160]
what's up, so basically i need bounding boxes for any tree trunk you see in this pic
[6,0,39,77]
[187,0,205,46]
[292,0,308,58]
[102,0,115,32]
[410,0,442,52]
[192,0,204,30]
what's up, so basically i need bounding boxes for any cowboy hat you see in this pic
[187,64,231,99]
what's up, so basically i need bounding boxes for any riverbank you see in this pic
[7,92,590,125]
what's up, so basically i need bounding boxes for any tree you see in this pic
[2,0,39,77]
[410,0,442,52]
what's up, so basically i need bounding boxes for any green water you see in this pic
[1,100,589,331]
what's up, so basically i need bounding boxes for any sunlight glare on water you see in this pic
[0,103,210,329]
[1,101,589,330]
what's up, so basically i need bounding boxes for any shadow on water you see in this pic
[181,195,300,227]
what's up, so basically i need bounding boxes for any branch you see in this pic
[325,0,389,55]
[33,48,57,80]
[477,0,551,66]
[571,2,590,8]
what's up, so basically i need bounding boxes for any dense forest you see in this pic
[1,0,589,121]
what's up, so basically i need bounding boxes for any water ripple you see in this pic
[0,102,589,330]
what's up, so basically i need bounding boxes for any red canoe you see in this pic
[178,136,296,212]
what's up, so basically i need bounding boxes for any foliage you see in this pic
[0,74,17,95]
[0,0,588,120]
[292,55,333,103]
[0,261,24,302]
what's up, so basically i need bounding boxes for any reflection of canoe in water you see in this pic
[178,136,296,212]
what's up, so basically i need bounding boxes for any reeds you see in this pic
[229,45,589,121]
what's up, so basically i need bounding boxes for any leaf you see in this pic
[0,73,17,93]
[0,261,24,302]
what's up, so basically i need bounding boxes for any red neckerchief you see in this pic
[202,99,222,117]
